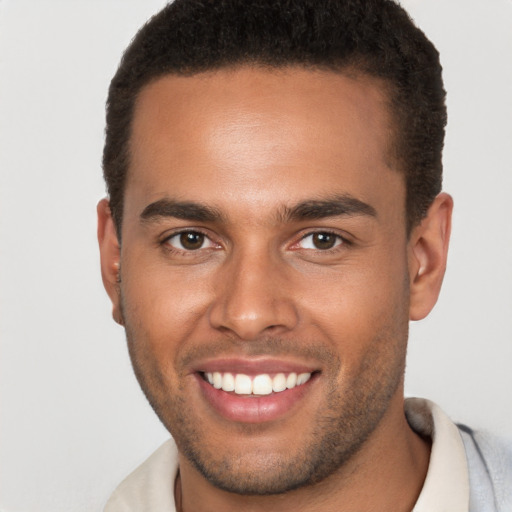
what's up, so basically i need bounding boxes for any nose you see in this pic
[208,248,299,340]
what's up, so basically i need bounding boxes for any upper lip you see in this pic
[192,357,319,375]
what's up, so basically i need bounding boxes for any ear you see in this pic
[408,192,453,321]
[97,198,124,326]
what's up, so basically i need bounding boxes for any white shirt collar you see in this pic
[406,398,470,512]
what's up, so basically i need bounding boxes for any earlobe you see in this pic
[408,193,453,321]
[97,198,124,326]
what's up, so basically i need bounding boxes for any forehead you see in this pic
[125,67,403,226]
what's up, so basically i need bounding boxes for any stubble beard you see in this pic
[123,311,408,496]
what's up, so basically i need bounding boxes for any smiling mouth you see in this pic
[202,371,313,396]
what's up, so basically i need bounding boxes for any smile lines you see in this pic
[204,371,312,395]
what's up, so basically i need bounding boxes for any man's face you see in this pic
[115,68,413,493]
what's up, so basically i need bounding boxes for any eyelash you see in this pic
[160,229,350,255]
[161,229,218,254]
[294,230,350,252]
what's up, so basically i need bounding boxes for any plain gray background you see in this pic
[1,1,511,510]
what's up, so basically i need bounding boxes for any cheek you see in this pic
[296,252,410,352]
[120,251,216,350]
[120,234,409,346]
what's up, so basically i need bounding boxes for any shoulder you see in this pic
[405,398,512,512]
[104,439,179,512]
[458,424,512,512]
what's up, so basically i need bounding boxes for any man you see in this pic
[97,0,512,510]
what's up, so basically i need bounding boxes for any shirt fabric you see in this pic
[104,398,512,512]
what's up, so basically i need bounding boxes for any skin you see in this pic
[98,67,452,512]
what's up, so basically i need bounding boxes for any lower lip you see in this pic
[196,374,315,423]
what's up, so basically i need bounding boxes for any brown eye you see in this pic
[312,233,337,249]
[180,232,204,250]
[299,232,343,250]
[167,231,213,251]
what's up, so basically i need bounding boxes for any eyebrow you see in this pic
[140,199,223,223]
[140,194,377,224]
[281,195,377,222]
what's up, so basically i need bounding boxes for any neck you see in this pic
[177,394,430,512]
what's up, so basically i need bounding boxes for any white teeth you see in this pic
[252,374,273,395]
[234,374,252,394]
[204,371,312,395]
[286,373,297,389]
[212,372,222,389]
[297,372,311,385]
[222,372,235,392]
[272,373,287,392]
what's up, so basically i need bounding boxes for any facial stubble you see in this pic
[121,291,409,496]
